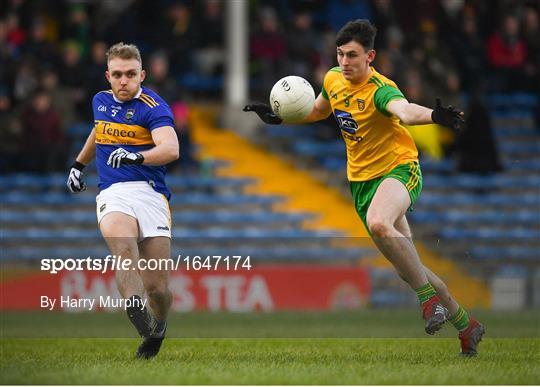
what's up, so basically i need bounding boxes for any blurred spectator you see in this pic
[169,101,198,171]
[285,11,319,80]
[193,0,224,76]
[41,67,76,129]
[382,25,407,83]
[522,4,540,92]
[60,4,90,57]
[451,9,486,92]
[250,7,286,97]
[487,14,527,91]
[85,40,109,99]
[13,59,38,102]
[145,50,179,103]
[59,40,87,118]
[5,12,25,55]
[455,95,502,175]
[163,2,196,75]
[414,22,457,92]
[0,91,23,172]
[371,0,399,50]
[22,19,58,68]
[20,89,66,172]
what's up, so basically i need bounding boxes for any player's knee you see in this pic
[367,217,393,238]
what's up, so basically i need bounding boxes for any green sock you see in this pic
[449,306,470,331]
[415,283,437,304]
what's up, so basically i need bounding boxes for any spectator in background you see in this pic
[163,2,196,75]
[60,4,91,58]
[169,101,198,171]
[85,40,110,100]
[13,59,38,102]
[487,14,527,91]
[41,67,76,129]
[382,25,407,83]
[20,89,66,172]
[145,50,179,103]
[371,0,399,50]
[414,21,456,93]
[5,12,25,56]
[451,9,486,92]
[1,18,19,100]
[522,4,539,93]
[193,0,224,76]
[0,91,23,172]
[250,7,287,98]
[22,19,58,68]
[285,11,320,80]
[59,40,87,119]
[455,94,502,175]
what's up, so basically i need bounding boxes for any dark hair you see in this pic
[335,19,377,51]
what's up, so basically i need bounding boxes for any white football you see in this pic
[269,76,315,121]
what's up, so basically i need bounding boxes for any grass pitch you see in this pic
[1,310,539,384]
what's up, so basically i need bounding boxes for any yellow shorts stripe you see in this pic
[406,162,420,191]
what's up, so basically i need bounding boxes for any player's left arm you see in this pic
[140,126,180,165]
[386,98,465,131]
[107,126,179,168]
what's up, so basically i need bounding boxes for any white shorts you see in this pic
[96,181,171,240]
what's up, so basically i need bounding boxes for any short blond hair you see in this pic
[106,42,142,65]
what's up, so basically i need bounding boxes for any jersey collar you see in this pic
[112,87,142,103]
[344,67,375,87]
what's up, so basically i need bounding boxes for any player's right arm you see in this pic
[295,93,332,123]
[67,127,96,193]
[75,128,96,165]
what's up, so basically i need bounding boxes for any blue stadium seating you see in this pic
[0,192,284,206]
[0,174,254,191]
[469,246,539,261]
[1,209,313,225]
[293,140,344,157]
[411,210,539,226]
[439,228,539,240]
[419,192,539,206]
[0,228,343,240]
[423,174,540,190]
[499,141,540,155]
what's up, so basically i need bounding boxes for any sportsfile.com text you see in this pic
[40,255,252,274]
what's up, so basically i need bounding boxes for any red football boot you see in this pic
[422,295,449,335]
[459,317,485,356]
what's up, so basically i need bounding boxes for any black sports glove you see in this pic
[107,147,144,169]
[67,161,86,193]
[243,103,283,125]
[431,98,465,132]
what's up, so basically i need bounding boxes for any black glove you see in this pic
[67,161,86,193]
[107,147,144,169]
[431,98,465,131]
[243,103,282,125]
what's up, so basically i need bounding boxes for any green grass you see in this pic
[1,311,539,384]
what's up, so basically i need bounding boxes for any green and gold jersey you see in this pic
[322,66,418,181]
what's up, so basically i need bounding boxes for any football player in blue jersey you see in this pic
[67,43,179,359]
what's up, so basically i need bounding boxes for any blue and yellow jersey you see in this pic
[92,86,175,199]
[322,67,418,181]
